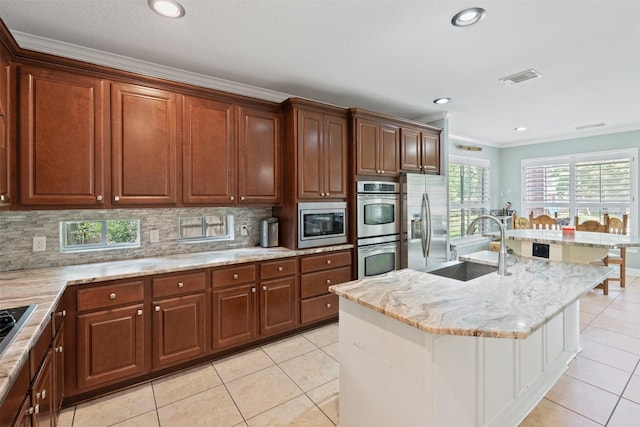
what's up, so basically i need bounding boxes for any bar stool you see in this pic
[529,212,559,230]
[574,215,609,294]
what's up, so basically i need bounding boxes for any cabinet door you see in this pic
[421,132,440,174]
[323,114,347,199]
[297,109,324,199]
[400,127,422,172]
[260,277,298,336]
[212,284,257,350]
[238,107,281,204]
[19,66,107,206]
[77,304,145,389]
[0,56,10,206]
[111,83,177,205]
[52,329,64,418]
[31,350,54,427]
[152,293,206,369]
[355,118,379,176]
[183,96,235,204]
[10,395,33,427]
[379,124,399,176]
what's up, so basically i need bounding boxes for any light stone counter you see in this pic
[0,244,352,402]
[329,254,612,340]
[497,229,640,248]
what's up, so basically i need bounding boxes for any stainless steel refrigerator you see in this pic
[399,172,449,271]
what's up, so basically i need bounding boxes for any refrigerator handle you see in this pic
[422,193,432,257]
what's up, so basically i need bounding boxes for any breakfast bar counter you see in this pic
[329,255,612,427]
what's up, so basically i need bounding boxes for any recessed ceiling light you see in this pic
[451,8,486,27]
[514,127,527,132]
[433,98,451,105]
[148,0,185,18]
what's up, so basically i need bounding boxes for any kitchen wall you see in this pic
[0,207,272,272]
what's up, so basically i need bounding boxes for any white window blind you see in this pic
[524,163,570,205]
[449,156,490,239]
[575,158,631,204]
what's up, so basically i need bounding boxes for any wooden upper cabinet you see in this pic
[238,106,281,204]
[183,96,235,204]
[111,83,177,206]
[355,117,399,177]
[19,66,107,206]
[400,127,440,174]
[296,106,347,200]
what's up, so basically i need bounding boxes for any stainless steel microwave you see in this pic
[298,202,348,248]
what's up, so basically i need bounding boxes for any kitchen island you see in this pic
[329,254,612,427]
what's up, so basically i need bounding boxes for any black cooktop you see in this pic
[0,305,37,357]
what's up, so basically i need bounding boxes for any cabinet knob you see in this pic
[34,404,40,414]
[0,194,8,202]
[241,196,245,201]
[137,309,143,316]
[27,406,34,416]
[114,196,120,202]
[326,279,331,284]
[56,345,63,353]
[326,303,331,308]
[56,310,66,317]
[155,306,160,312]
[233,273,239,279]
[230,196,234,201]
[262,285,267,291]
[320,192,325,197]
[278,266,283,272]
[326,193,330,196]
[252,287,256,293]
[326,259,332,265]
[109,293,116,300]
[377,170,381,174]
[381,170,385,174]
[177,282,184,288]
[96,195,103,201]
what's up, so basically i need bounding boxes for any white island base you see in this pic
[339,298,580,427]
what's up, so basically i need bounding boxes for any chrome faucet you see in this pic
[467,215,509,276]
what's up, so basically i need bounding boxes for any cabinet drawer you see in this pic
[260,258,297,279]
[77,280,144,312]
[212,264,256,288]
[301,294,339,324]
[152,271,206,299]
[301,266,351,298]
[30,318,52,375]
[301,251,351,274]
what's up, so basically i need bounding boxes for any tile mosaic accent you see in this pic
[0,207,271,271]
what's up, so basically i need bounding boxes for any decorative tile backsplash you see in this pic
[0,207,272,272]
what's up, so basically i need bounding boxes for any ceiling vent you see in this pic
[499,69,542,86]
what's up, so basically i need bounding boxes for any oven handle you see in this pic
[356,194,400,200]
[358,242,399,253]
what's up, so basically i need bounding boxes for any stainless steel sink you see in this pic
[426,261,498,282]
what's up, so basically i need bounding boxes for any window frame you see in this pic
[60,219,141,253]
[449,155,491,242]
[178,214,235,243]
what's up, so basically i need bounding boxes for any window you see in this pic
[60,219,140,252]
[449,155,490,239]
[178,215,234,243]
[522,148,637,232]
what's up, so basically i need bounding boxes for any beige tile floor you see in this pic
[57,276,640,426]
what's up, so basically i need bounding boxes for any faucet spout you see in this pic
[466,214,509,276]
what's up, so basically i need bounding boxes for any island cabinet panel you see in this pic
[354,117,399,177]
[18,66,107,206]
[152,293,206,369]
[182,96,235,204]
[294,107,348,200]
[238,106,281,204]
[111,83,177,206]
[400,127,440,174]
[0,51,11,207]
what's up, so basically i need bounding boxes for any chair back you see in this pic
[511,213,530,229]
[574,216,607,232]
[607,214,628,235]
[529,212,559,230]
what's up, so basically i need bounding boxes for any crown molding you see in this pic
[11,30,292,103]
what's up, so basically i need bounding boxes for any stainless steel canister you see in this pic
[259,217,279,248]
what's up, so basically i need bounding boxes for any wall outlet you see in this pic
[150,230,160,243]
[33,236,46,252]
[241,226,248,236]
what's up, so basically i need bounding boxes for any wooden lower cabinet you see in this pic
[260,276,298,337]
[76,304,145,389]
[212,284,257,350]
[30,351,54,427]
[300,251,351,324]
[152,293,206,369]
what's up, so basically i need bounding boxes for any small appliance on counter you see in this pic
[260,217,279,248]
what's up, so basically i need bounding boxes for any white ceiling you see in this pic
[0,0,639,147]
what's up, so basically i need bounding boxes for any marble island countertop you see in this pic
[329,251,612,340]
[0,244,352,401]
[493,229,640,248]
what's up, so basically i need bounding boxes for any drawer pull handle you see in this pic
[178,282,184,288]
[96,194,103,201]
[230,196,234,201]
[155,306,160,312]
[241,196,245,201]
[326,279,331,284]
[109,293,116,300]
[114,196,120,202]
[233,274,239,279]
[278,266,283,272]
[262,285,267,291]
[326,303,331,308]
[252,287,256,293]
[326,259,332,265]
[137,309,143,316]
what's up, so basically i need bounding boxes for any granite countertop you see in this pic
[329,251,612,340]
[0,244,352,402]
[495,229,640,248]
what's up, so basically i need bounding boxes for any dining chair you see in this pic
[606,214,628,290]
[529,212,559,230]
[512,213,530,229]
[574,215,610,294]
